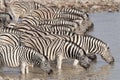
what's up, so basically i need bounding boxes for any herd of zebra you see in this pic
[0,0,114,75]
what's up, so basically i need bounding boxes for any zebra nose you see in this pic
[109,57,115,65]
[88,22,94,29]
[48,69,53,75]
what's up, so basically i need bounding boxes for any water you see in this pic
[0,12,120,80]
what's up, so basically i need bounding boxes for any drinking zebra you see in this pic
[21,36,90,69]
[0,44,53,74]
[39,30,114,65]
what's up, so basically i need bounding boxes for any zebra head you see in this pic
[82,12,94,30]
[78,49,90,69]
[33,54,53,75]
[101,46,114,64]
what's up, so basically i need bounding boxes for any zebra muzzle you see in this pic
[48,69,53,75]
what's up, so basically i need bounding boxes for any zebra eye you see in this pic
[107,47,109,49]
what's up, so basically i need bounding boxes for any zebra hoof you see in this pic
[48,69,53,75]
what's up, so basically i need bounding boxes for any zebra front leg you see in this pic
[21,62,26,74]
[73,59,79,66]
[57,54,63,69]
[21,62,29,74]
[25,65,29,74]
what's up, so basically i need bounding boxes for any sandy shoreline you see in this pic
[0,0,120,13]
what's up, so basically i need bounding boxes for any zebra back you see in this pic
[21,36,53,54]
[39,19,79,28]
[0,27,23,35]
[0,33,20,46]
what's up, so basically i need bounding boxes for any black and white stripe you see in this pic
[40,30,114,64]
[65,34,114,64]
[21,36,90,69]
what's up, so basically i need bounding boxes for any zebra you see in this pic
[20,9,83,26]
[39,30,114,65]
[21,36,90,69]
[0,27,24,46]
[8,1,47,22]
[20,14,85,33]
[20,12,90,34]
[28,8,85,24]
[0,27,52,46]
[0,44,53,74]
[48,7,94,29]
[65,34,114,65]
[71,33,113,64]
[0,12,13,27]
[21,16,79,29]
[37,25,73,32]
[0,27,43,46]
[7,0,93,30]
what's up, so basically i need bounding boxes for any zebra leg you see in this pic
[57,54,63,69]
[25,65,29,74]
[21,62,27,74]
[73,59,79,66]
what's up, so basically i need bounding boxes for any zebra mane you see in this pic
[83,34,108,46]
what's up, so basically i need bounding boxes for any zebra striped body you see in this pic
[49,7,94,29]
[21,10,82,30]
[53,8,93,29]
[21,36,53,54]
[8,0,93,32]
[21,15,79,28]
[24,8,82,20]
[0,33,20,46]
[0,27,24,46]
[0,44,53,74]
[21,36,90,69]
[0,27,23,35]
[38,25,73,32]
[38,19,79,27]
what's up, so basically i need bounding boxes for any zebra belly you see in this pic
[3,55,20,68]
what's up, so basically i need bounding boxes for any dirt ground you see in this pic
[44,0,120,13]
[0,0,120,13]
